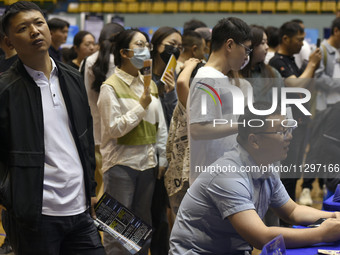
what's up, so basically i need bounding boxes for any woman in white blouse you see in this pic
[97,29,168,255]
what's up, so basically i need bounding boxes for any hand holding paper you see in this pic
[142,59,152,89]
[94,192,153,254]
[161,54,176,93]
[162,69,175,93]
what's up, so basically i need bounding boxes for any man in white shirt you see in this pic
[292,19,312,70]
[0,2,104,254]
[188,17,252,184]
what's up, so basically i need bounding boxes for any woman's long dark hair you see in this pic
[91,23,124,92]
[240,25,276,95]
[69,30,94,61]
[150,26,181,69]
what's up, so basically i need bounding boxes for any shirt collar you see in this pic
[237,144,277,180]
[323,39,337,54]
[238,144,257,170]
[24,57,58,81]
[115,67,143,86]
[276,52,295,62]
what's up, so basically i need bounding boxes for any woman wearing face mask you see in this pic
[151,26,182,128]
[239,25,284,103]
[97,29,168,255]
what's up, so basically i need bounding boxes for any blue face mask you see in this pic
[204,53,210,61]
[129,47,151,69]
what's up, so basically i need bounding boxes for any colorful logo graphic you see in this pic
[197,81,222,106]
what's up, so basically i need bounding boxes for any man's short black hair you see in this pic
[210,17,252,52]
[331,17,340,35]
[182,30,204,51]
[265,26,280,48]
[291,19,304,25]
[47,18,70,31]
[279,21,304,44]
[237,102,282,145]
[2,1,44,36]
[183,19,207,34]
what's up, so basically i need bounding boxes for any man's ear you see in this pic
[225,38,234,52]
[191,44,198,56]
[282,35,289,45]
[248,134,260,150]
[4,36,15,50]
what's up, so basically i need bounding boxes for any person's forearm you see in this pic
[177,68,195,106]
[300,62,318,78]
[285,63,318,89]
[284,76,314,89]
[266,226,323,248]
[288,205,335,225]
[190,122,238,140]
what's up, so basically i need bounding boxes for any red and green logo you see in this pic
[197,81,222,106]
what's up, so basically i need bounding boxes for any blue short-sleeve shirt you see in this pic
[169,145,290,255]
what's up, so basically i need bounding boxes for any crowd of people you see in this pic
[1,1,340,254]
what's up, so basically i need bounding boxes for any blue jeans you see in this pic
[3,210,105,255]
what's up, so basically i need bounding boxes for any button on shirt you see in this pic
[24,58,86,216]
[169,144,290,255]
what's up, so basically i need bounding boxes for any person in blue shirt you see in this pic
[170,102,340,255]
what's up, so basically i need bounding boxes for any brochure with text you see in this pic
[94,192,153,254]
[160,54,177,85]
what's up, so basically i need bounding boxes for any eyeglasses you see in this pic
[254,127,295,139]
[132,40,153,51]
[237,42,253,56]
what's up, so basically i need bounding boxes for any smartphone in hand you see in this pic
[316,38,321,48]
[307,218,327,228]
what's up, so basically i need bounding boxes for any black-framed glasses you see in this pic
[254,127,295,139]
[238,42,253,56]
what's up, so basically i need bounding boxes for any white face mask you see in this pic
[129,47,151,69]
[240,55,250,70]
